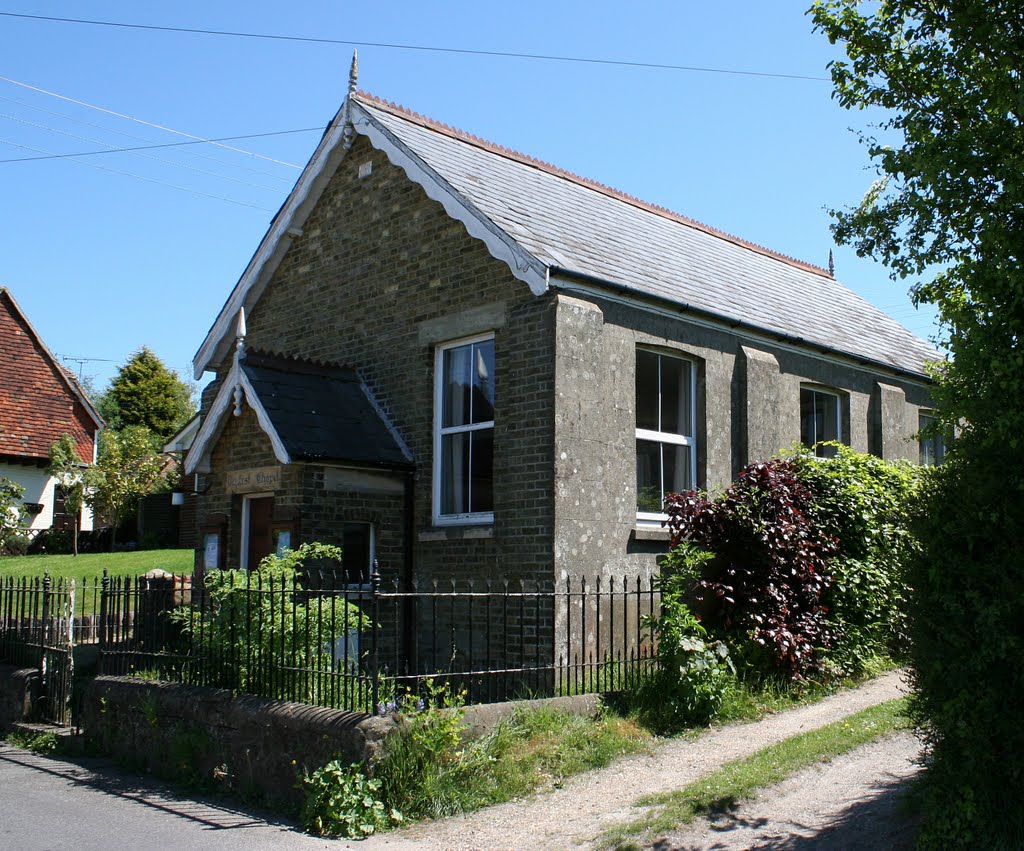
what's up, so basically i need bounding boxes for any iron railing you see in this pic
[0,574,75,724]
[0,567,661,719]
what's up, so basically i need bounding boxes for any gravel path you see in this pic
[345,670,910,851]
[651,731,921,850]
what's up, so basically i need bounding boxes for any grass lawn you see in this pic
[0,549,194,583]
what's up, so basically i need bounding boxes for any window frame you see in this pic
[432,332,495,526]
[918,412,946,466]
[635,348,697,526]
[800,386,843,457]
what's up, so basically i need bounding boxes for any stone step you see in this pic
[6,721,85,756]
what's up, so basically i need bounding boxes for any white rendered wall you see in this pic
[0,463,93,532]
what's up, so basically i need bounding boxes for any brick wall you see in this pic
[195,135,558,661]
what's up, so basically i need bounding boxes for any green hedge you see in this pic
[658,445,921,687]
[906,457,1024,848]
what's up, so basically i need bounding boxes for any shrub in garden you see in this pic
[660,450,920,684]
[635,543,735,731]
[0,477,26,555]
[172,542,369,702]
[905,458,1024,847]
[1,532,30,557]
[664,459,838,681]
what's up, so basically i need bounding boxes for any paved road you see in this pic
[0,743,332,851]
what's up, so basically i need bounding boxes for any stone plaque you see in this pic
[203,532,219,570]
[226,466,282,493]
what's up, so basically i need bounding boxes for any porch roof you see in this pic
[241,352,412,470]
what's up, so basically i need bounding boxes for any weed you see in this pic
[136,693,159,728]
[375,687,650,823]
[5,730,61,754]
[301,761,402,838]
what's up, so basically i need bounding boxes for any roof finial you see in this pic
[235,307,247,362]
[828,249,835,277]
[348,50,359,100]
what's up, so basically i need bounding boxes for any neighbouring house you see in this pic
[185,75,938,672]
[0,287,103,537]
[155,414,202,549]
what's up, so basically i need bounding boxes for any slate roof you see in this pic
[240,352,411,469]
[354,94,938,377]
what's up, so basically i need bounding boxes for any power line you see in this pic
[0,92,305,180]
[0,75,302,168]
[0,11,830,82]
[0,127,318,164]
[1,111,286,192]
[0,136,276,211]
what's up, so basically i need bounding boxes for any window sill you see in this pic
[632,525,671,542]
[419,526,494,542]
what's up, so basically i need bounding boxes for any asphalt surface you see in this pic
[0,743,331,851]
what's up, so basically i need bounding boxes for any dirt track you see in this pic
[649,731,920,850]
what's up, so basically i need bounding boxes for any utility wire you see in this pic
[0,74,302,167]
[1,112,285,192]
[0,127,318,164]
[0,11,829,82]
[0,92,303,180]
[0,136,276,211]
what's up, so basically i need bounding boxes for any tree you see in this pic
[811,2,1024,844]
[86,426,165,550]
[0,477,25,554]
[47,434,88,556]
[99,347,196,442]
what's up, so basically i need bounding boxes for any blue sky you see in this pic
[1,2,939,393]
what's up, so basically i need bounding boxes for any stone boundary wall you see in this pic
[14,675,606,813]
[0,664,39,729]
[80,676,396,811]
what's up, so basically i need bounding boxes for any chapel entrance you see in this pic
[244,495,274,570]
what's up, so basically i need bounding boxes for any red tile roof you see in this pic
[0,288,102,463]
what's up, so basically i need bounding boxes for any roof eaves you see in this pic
[192,99,354,380]
[184,363,292,474]
[292,452,415,472]
[357,374,414,465]
[549,268,936,382]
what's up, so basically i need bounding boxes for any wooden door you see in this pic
[246,496,274,570]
